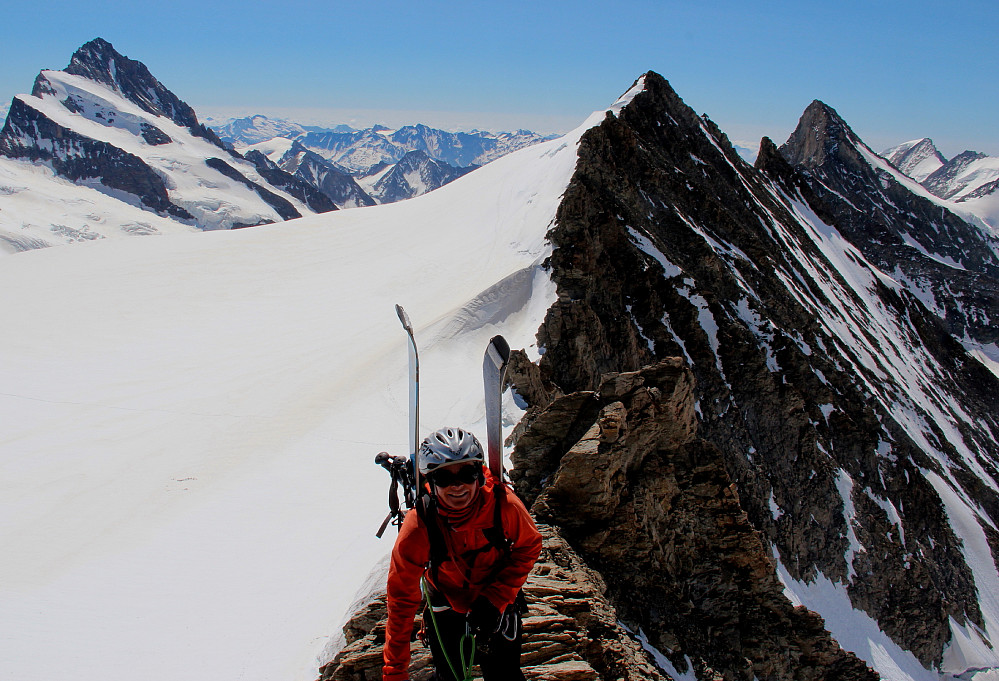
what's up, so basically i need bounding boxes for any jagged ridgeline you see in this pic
[321,72,999,681]
[504,72,998,679]
[773,101,999,353]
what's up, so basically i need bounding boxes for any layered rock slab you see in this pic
[318,524,668,681]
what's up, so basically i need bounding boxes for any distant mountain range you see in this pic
[0,39,551,254]
[883,138,999,231]
[212,114,554,170]
[209,114,555,205]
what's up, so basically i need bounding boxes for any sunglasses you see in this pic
[429,465,481,487]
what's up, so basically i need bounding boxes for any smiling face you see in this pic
[430,462,482,511]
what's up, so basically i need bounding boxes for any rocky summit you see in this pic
[774,100,999,353]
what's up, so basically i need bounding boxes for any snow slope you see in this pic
[242,136,298,163]
[0,92,630,681]
[0,156,198,255]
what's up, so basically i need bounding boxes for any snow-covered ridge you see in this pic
[24,70,314,228]
[243,136,298,163]
[882,138,945,182]
[0,156,198,254]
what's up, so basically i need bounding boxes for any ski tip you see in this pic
[488,335,511,360]
[395,304,412,330]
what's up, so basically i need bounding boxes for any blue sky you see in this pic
[2,0,996,157]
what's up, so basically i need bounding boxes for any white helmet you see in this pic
[418,427,484,475]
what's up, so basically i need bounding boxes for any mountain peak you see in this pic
[55,38,223,147]
[64,38,147,95]
[881,138,946,182]
[779,100,858,169]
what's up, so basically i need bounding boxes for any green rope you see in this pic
[422,577,476,681]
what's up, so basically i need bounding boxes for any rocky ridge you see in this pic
[318,359,878,681]
[533,73,999,674]
[512,359,879,681]
[319,522,670,681]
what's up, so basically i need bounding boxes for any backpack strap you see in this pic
[482,482,512,557]
[418,494,450,586]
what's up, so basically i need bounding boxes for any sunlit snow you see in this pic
[0,102,596,681]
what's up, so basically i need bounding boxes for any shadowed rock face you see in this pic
[530,72,999,673]
[775,100,999,348]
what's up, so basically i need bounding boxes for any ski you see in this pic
[396,304,421,496]
[483,335,511,480]
[375,304,421,538]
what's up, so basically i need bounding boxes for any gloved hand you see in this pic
[467,596,501,637]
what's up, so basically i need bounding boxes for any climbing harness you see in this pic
[422,577,476,681]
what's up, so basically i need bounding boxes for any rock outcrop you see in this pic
[512,360,876,681]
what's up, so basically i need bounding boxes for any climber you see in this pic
[382,427,543,681]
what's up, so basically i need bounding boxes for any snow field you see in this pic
[0,103,601,680]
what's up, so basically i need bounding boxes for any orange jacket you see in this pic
[382,472,542,681]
